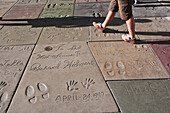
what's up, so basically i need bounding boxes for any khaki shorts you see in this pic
[109,0,133,20]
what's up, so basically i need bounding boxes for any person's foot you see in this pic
[92,22,105,32]
[122,34,136,44]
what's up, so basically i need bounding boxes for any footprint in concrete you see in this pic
[116,61,125,69]
[0,92,8,111]
[104,61,112,69]
[116,61,126,75]
[107,71,115,77]
[37,82,49,100]
[25,85,37,104]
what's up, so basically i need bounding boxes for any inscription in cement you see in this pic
[0,45,33,113]
[76,0,110,3]
[0,1,16,17]
[135,17,170,40]
[7,42,118,113]
[74,3,109,17]
[3,5,45,20]
[149,39,170,76]
[0,26,42,45]
[38,27,89,44]
[40,0,75,18]
[108,80,170,113]
[88,42,168,80]
[16,0,47,5]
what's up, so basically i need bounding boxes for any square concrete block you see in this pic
[149,39,170,76]
[135,17,170,40]
[40,0,75,18]
[88,41,169,80]
[74,2,109,17]
[107,80,170,113]
[0,1,16,17]
[38,27,89,44]
[76,0,110,3]
[7,42,118,113]
[3,4,45,20]
[16,0,47,5]
[0,26,42,46]
[0,45,33,113]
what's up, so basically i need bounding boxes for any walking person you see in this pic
[93,0,136,44]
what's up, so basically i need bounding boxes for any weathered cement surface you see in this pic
[40,0,75,18]
[2,5,45,20]
[0,45,33,113]
[16,0,47,5]
[149,39,170,76]
[7,42,118,113]
[135,17,170,40]
[107,80,170,113]
[74,3,109,17]
[132,6,170,17]
[38,27,89,44]
[76,0,110,3]
[0,26,42,45]
[0,25,3,29]
[0,1,16,17]
[88,41,168,80]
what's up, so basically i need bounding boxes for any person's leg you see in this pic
[102,11,116,28]
[93,0,118,32]
[126,16,135,39]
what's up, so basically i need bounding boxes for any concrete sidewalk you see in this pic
[0,0,170,113]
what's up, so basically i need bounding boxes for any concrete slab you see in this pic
[2,4,45,20]
[0,1,16,18]
[107,80,170,113]
[38,27,89,44]
[135,17,170,40]
[0,26,42,46]
[0,45,34,113]
[40,0,75,18]
[76,0,110,3]
[16,0,47,5]
[149,39,170,76]
[0,25,3,29]
[74,2,109,17]
[7,42,119,113]
[133,6,170,17]
[88,42,168,80]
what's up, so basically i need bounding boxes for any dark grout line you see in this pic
[5,27,44,113]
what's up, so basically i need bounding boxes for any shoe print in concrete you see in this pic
[149,39,170,76]
[0,26,42,46]
[88,41,169,80]
[107,79,170,113]
[7,42,118,113]
[74,2,109,17]
[0,45,34,113]
[38,27,89,44]
[40,0,75,18]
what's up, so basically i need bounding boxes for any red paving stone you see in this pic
[76,0,110,3]
[2,4,45,20]
[149,39,170,76]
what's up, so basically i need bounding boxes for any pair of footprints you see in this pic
[104,61,125,76]
[25,82,49,104]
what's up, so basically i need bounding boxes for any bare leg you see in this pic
[126,16,135,39]
[102,11,116,28]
